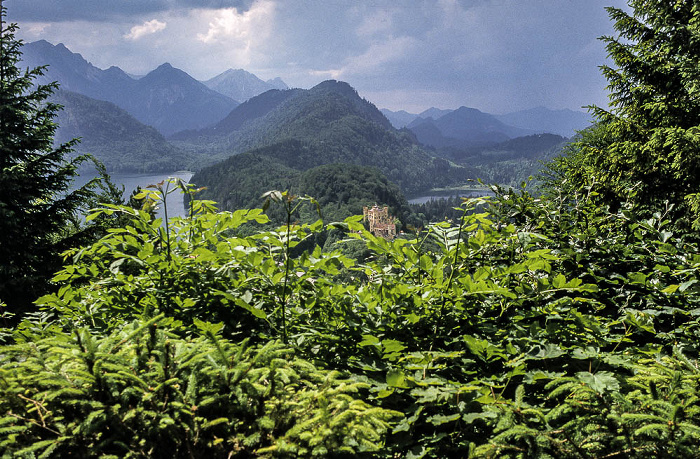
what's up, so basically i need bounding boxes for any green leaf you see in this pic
[382,339,406,354]
[576,371,620,394]
[212,290,266,319]
[427,413,460,426]
[386,369,410,389]
[679,279,697,292]
[359,335,380,347]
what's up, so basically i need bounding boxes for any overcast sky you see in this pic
[8,0,630,114]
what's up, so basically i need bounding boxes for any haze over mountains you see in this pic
[20,40,287,135]
[203,69,288,103]
[381,106,591,139]
[19,39,591,205]
[51,90,190,173]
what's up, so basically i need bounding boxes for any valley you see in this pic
[6,3,700,457]
[20,39,592,226]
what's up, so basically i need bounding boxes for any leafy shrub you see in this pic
[30,180,700,457]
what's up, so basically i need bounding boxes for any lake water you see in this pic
[73,170,194,220]
[408,189,495,204]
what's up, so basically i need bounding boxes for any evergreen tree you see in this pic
[549,1,700,232]
[0,8,96,310]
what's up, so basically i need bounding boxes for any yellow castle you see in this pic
[362,205,397,239]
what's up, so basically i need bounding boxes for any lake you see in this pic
[73,170,194,220]
[408,189,495,204]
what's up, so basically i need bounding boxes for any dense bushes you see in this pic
[1,178,699,457]
[5,1,700,456]
[0,319,398,457]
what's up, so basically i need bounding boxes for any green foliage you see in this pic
[28,175,700,456]
[0,17,107,310]
[549,1,700,232]
[0,318,399,457]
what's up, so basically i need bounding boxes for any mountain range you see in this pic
[20,39,577,202]
[407,106,535,148]
[51,90,190,173]
[187,80,468,205]
[20,40,288,136]
[381,105,591,138]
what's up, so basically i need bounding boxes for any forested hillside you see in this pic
[5,2,700,458]
[188,80,469,202]
[52,90,191,172]
[195,160,409,226]
[443,133,569,186]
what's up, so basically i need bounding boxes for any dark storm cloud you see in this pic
[11,0,633,113]
[5,0,255,22]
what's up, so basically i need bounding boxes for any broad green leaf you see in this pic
[576,371,620,394]
[359,335,380,347]
[386,369,410,389]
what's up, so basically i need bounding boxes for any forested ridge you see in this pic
[4,2,700,458]
[188,81,470,205]
[52,90,191,173]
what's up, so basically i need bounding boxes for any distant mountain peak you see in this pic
[21,40,238,136]
[203,68,288,102]
[143,63,196,84]
[266,77,288,90]
[311,80,362,102]
[219,68,245,76]
[418,107,453,121]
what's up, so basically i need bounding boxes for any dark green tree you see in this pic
[549,1,700,232]
[0,8,97,310]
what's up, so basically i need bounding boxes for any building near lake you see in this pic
[363,205,397,239]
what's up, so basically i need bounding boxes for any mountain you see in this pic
[171,88,303,140]
[266,77,288,90]
[407,106,534,148]
[381,107,454,129]
[494,106,592,138]
[21,40,239,136]
[203,68,288,102]
[380,109,419,129]
[122,63,239,136]
[383,106,592,138]
[173,80,401,163]
[188,80,469,210]
[52,90,190,172]
[418,107,453,120]
[433,107,533,139]
[21,40,135,102]
[406,118,451,148]
[443,133,568,186]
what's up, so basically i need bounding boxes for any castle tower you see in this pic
[362,205,396,239]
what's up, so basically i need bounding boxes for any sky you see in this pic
[8,0,630,114]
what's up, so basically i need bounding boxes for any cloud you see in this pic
[7,0,255,22]
[124,19,167,41]
[330,35,418,80]
[13,0,631,113]
[196,2,275,44]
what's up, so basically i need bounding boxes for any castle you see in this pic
[362,205,397,239]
